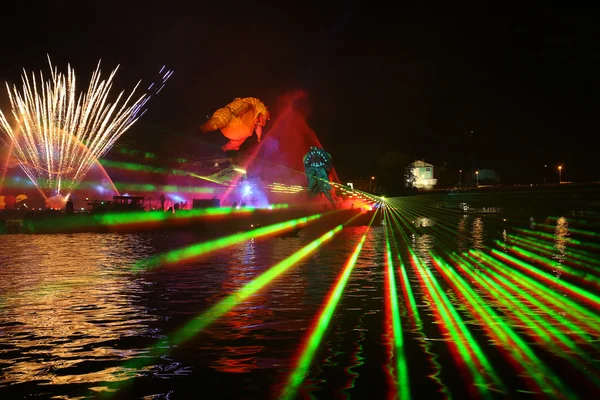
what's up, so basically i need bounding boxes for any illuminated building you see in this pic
[409,160,437,190]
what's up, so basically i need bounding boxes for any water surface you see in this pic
[1,207,599,399]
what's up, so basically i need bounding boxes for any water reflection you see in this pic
[471,217,484,250]
[0,234,157,389]
[456,216,470,253]
[412,233,435,265]
[552,216,570,286]
[205,240,274,374]
[554,216,569,264]
[455,215,485,253]
[412,216,435,228]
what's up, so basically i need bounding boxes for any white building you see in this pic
[409,160,437,190]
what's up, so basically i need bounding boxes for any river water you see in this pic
[0,203,599,399]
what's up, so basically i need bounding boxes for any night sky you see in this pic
[2,3,599,183]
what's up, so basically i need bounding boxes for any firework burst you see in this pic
[0,57,170,199]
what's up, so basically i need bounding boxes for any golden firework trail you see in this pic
[0,57,165,198]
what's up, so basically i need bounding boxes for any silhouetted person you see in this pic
[174,202,180,211]
[159,193,165,211]
[232,201,238,208]
[241,202,246,208]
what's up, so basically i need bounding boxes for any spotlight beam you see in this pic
[133,213,323,271]
[382,206,410,400]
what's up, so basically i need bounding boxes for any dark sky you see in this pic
[1,2,599,183]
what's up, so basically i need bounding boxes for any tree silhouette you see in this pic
[376,151,416,196]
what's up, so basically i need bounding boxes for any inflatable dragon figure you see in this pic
[303,146,335,208]
[200,97,270,151]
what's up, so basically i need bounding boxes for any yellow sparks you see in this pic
[0,56,148,198]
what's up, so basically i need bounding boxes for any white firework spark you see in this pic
[0,57,151,198]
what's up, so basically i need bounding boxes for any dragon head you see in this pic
[254,106,270,142]
[255,107,270,126]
